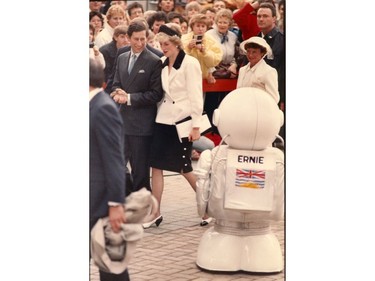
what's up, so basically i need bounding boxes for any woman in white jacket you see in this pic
[143,23,211,228]
[237,36,279,104]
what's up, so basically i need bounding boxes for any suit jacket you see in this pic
[99,40,118,82]
[258,27,285,104]
[105,44,163,93]
[112,48,163,136]
[155,50,203,128]
[90,91,126,230]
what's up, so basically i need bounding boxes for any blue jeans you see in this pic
[192,136,215,152]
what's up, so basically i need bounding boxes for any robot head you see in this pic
[213,87,283,150]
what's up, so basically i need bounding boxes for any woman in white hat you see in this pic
[237,36,279,103]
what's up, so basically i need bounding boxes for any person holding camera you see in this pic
[204,8,238,131]
[89,58,129,281]
[181,14,222,84]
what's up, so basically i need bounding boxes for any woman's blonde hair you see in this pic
[106,4,126,22]
[189,14,208,30]
[214,8,233,26]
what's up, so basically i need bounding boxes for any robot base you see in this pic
[196,226,283,273]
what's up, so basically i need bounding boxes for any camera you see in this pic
[89,42,95,48]
[194,35,203,45]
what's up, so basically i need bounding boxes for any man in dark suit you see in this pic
[257,2,285,147]
[105,16,163,93]
[105,38,163,93]
[89,58,129,281]
[111,19,163,194]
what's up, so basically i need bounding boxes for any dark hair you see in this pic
[147,11,168,30]
[167,11,185,24]
[180,15,188,26]
[258,2,276,17]
[89,23,95,36]
[159,24,181,37]
[126,1,144,17]
[89,11,104,26]
[127,19,149,37]
[201,7,216,14]
[245,42,267,54]
[258,0,275,5]
[89,58,104,88]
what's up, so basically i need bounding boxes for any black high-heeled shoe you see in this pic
[142,215,163,229]
[200,217,213,226]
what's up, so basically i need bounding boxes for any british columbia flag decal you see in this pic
[235,169,265,189]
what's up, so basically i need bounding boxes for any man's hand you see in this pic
[234,0,246,9]
[93,46,100,57]
[250,0,260,9]
[228,64,238,77]
[110,88,128,104]
[206,73,216,84]
[109,205,126,233]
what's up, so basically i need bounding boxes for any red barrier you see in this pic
[202,78,237,93]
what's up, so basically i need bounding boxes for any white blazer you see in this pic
[155,53,204,128]
[237,59,279,104]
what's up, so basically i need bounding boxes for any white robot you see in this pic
[195,87,284,273]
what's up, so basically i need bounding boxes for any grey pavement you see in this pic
[90,164,285,281]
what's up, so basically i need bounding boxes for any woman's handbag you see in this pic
[212,63,237,79]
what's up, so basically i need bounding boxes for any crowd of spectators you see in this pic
[89,0,285,155]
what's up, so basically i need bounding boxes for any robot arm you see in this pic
[195,149,213,217]
[270,148,285,221]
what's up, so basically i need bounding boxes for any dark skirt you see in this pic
[150,123,193,173]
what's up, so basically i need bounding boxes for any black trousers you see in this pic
[124,135,152,193]
[99,269,130,281]
[89,223,131,281]
[204,91,229,134]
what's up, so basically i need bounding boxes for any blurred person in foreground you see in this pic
[89,58,129,281]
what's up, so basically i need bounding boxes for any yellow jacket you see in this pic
[181,32,223,79]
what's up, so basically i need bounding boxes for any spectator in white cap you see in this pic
[236,36,279,103]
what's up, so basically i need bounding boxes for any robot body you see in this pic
[195,88,284,273]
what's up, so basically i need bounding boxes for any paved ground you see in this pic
[90,167,285,281]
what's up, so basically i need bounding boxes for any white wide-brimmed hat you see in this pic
[239,36,273,58]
